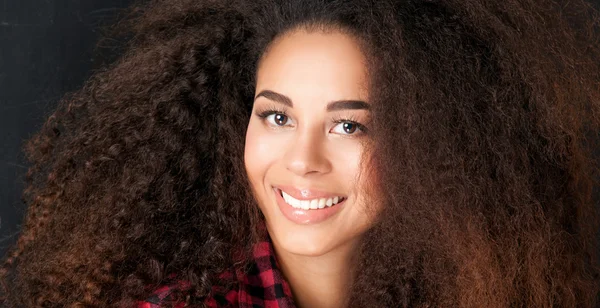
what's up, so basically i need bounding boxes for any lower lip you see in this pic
[273,188,345,225]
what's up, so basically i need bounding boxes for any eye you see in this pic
[331,120,366,135]
[268,113,289,126]
[256,109,292,127]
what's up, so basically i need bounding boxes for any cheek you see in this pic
[333,141,364,188]
[356,153,382,221]
[244,120,279,193]
[337,143,380,219]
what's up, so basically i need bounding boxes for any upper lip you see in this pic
[272,184,347,200]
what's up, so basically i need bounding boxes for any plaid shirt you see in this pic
[137,236,296,308]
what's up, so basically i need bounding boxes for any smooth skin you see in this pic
[244,28,378,308]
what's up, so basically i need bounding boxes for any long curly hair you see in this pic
[2,0,600,306]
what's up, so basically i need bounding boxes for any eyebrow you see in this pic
[254,89,370,112]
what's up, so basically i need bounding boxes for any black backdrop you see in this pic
[0,1,132,255]
[1,1,600,257]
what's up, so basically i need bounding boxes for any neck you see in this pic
[272,239,360,308]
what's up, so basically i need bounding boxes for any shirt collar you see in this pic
[141,234,297,308]
[205,234,297,308]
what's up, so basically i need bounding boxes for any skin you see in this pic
[244,28,378,307]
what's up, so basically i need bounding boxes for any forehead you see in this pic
[255,29,369,102]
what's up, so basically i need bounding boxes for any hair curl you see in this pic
[2,0,600,307]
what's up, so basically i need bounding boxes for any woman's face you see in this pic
[244,28,377,256]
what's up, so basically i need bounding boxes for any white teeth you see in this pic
[318,198,326,209]
[280,190,344,210]
[301,200,310,210]
[282,192,292,206]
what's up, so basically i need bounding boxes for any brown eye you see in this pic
[274,113,288,126]
[256,110,292,128]
[331,120,367,136]
[342,122,357,134]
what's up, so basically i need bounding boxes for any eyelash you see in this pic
[255,108,368,134]
[256,108,287,120]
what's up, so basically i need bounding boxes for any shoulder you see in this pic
[136,277,237,308]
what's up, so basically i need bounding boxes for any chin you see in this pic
[279,237,334,257]
[267,224,341,257]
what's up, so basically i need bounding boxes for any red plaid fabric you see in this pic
[137,236,296,308]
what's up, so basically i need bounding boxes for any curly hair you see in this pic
[2,0,600,306]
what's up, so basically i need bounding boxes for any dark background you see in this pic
[0,1,133,256]
[1,1,600,257]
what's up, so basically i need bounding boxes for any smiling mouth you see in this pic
[275,188,347,210]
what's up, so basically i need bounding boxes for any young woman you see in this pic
[2,0,600,307]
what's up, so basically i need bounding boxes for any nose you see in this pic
[283,129,332,177]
